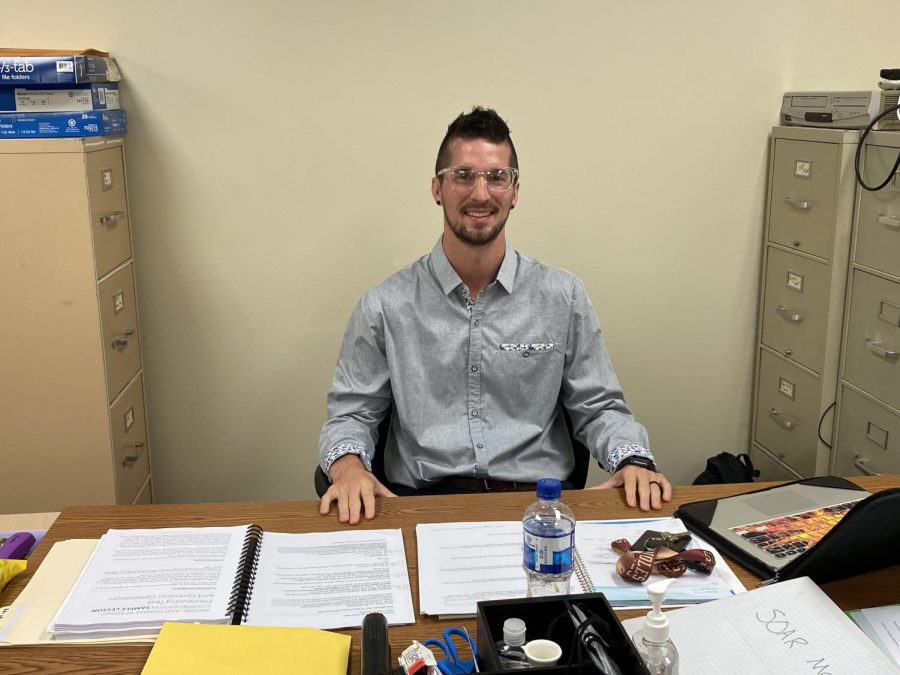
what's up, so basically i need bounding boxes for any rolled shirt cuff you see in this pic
[322,443,373,478]
[607,444,655,474]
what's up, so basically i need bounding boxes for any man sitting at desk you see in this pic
[318,106,671,524]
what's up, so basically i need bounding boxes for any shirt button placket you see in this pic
[467,296,488,476]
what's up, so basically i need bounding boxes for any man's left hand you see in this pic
[589,465,672,511]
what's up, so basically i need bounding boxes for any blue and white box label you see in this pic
[0,83,120,113]
[0,54,120,85]
[0,109,127,138]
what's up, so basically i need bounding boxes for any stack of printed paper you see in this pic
[416,517,746,616]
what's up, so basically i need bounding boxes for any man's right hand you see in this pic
[318,454,397,524]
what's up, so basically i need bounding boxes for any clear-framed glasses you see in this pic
[436,166,518,192]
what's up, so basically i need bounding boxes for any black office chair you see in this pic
[314,405,593,497]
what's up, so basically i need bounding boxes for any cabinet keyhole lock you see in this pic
[122,441,146,466]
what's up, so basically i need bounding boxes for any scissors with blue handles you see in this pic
[422,627,479,674]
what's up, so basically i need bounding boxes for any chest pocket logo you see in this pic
[499,342,555,358]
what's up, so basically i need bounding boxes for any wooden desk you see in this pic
[2,477,898,674]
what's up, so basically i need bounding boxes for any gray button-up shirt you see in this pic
[318,238,653,488]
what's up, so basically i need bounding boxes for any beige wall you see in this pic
[3,2,897,502]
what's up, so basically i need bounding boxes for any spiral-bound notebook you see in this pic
[49,525,414,640]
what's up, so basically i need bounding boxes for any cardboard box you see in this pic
[0,54,120,85]
[0,83,120,112]
[0,109,127,138]
[476,593,650,674]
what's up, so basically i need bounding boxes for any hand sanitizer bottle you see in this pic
[632,578,679,675]
[495,617,529,670]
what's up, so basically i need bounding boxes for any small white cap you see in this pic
[503,618,527,646]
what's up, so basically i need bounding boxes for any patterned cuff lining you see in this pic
[323,444,372,476]
[607,444,654,473]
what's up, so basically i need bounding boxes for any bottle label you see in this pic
[522,527,574,574]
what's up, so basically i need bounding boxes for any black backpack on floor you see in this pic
[693,452,759,484]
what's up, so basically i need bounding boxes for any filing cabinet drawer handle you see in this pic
[853,456,881,476]
[122,441,146,466]
[768,408,796,430]
[877,214,900,230]
[776,305,804,323]
[111,329,136,349]
[865,338,900,360]
[784,197,812,210]
[100,211,126,226]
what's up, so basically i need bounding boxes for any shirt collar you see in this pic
[494,239,517,293]
[430,236,518,296]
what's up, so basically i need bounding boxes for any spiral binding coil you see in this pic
[572,546,593,592]
[226,524,264,624]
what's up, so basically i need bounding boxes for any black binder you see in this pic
[676,476,900,584]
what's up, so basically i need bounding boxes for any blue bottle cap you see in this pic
[536,478,562,499]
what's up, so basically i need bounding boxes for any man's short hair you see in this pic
[435,106,518,175]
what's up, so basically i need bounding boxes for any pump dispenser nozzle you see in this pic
[643,578,675,642]
[633,578,679,674]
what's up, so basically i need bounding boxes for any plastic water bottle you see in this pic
[495,617,530,670]
[522,478,575,596]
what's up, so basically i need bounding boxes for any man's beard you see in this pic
[448,215,507,246]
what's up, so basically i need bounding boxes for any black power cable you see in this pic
[817,401,836,449]
[854,100,900,191]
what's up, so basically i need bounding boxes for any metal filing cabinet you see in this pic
[751,127,858,479]
[832,130,900,478]
[833,386,900,476]
[0,136,152,511]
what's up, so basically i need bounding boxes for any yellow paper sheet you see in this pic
[141,622,351,675]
